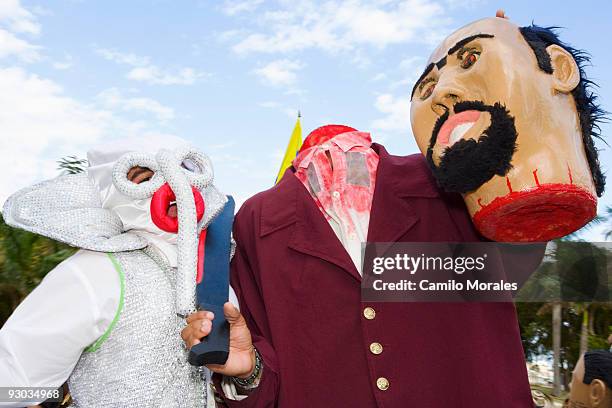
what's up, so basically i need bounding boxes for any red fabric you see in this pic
[150,183,204,232]
[196,229,207,284]
[299,124,357,153]
[213,145,534,407]
[293,131,378,238]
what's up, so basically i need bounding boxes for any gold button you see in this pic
[376,377,389,391]
[363,307,376,320]
[369,342,383,355]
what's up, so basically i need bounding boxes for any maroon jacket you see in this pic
[214,144,533,407]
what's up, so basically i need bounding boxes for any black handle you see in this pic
[188,302,230,366]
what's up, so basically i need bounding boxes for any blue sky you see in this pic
[1,0,611,239]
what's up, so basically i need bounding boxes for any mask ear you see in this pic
[589,379,608,407]
[547,44,580,93]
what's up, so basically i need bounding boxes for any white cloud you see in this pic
[96,88,175,121]
[95,47,151,66]
[0,0,40,35]
[0,28,40,61]
[0,0,292,215]
[0,68,109,145]
[29,5,53,18]
[52,54,74,70]
[0,0,41,62]
[215,29,248,43]
[227,0,451,55]
[221,0,264,16]
[0,67,182,205]
[126,66,205,85]
[0,67,112,203]
[253,59,303,87]
[95,47,207,86]
[371,93,411,132]
[389,55,425,88]
[399,56,424,72]
[0,2,188,206]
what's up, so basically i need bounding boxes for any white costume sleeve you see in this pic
[0,250,120,407]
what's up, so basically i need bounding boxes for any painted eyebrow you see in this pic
[410,57,447,99]
[410,34,494,99]
[411,62,434,98]
[446,33,494,56]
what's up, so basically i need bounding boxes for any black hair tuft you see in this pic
[520,25,607,196]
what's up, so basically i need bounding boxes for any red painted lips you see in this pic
[437,110,481,146]
[150,183,204,233]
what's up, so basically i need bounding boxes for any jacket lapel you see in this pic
[366,144,440,254]
[260,168,360,281]
[288,175,361,281]
[367,144,417,243]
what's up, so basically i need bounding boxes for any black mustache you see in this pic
[429,101,499,146]
[426,100,518,194]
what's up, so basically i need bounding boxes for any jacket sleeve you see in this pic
[212,207,280,407]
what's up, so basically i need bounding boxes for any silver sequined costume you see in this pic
[2,144,228,407]
[68,249,207,407]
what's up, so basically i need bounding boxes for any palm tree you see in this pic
[0,214,76,325]
[603,206,612,240]
[57,155,88,175]
[552,301,562,396]
[518,212,610,395]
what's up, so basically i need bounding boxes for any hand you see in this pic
[182,302,256,378]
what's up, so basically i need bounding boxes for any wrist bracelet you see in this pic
[232,347,262,389]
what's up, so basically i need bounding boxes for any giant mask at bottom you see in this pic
[410,17,605,241]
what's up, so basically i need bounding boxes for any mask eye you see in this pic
[419,78,436,100]
[460,50,480,69]
[181,159,202,174]
[113,153,163,199]
[174,148,213,190]
[128,166,155,184]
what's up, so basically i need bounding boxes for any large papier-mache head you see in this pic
[409,17,605,241]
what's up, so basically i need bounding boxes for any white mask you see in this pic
[87,135,190,246]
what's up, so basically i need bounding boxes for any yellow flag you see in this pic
[275,114,302,184]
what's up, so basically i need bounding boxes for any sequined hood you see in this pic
[2,138,226,253]
[2,136,228,315]
[2,171,148,252]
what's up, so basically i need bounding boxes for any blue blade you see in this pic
[196,196,235,307]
